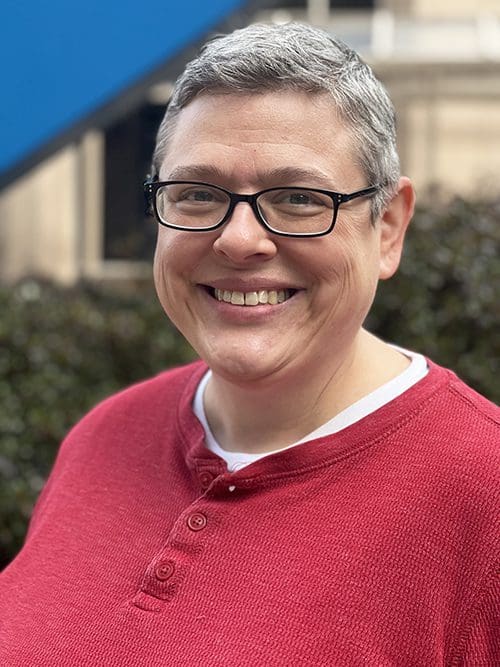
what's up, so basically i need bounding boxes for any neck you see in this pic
[203,329,410,454]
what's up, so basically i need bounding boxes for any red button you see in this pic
[198,471,214,489]
[154,560,175,581]
[187,512,207,531]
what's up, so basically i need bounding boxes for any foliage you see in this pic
[1,196,498,568]
[368,195,499,400]
[0,283,195,569]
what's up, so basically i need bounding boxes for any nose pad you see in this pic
[212,202,278,262]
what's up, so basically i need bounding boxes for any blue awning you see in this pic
[0,0,252,187]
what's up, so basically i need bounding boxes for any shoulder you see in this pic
[375,358,499,484]
[408,361,500,547]
[412,360,498,457]
[440,362,498,426]
[73,359,206,429]
[390,360,499,523]
[25,360,207,533]
[98,358,206,407]
[48,359,207,468]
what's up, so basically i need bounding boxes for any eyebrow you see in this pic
[166,164,227,182]
[165,164,337,190]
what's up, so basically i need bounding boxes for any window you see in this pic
[104,104,164,260]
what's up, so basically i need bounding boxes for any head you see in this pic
[152,21,401,219]
[151,22,415,390]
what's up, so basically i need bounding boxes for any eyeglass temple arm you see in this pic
[339,185,380,204]
[143,175,158,215]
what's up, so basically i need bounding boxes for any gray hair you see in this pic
[152,22,400,218]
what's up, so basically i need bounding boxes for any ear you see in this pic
[378,177,415,280]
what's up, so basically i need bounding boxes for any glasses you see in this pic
[144,179,380,238]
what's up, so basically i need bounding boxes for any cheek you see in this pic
[153,234,171,298]
[153,230,188,312]
[314,228,380,309]
[153,230,212,328]
[154,227,186,263]
[154,229,202,280]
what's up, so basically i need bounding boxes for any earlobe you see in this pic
[378,177,416,280]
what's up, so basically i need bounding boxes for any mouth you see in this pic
[204,286,297,306]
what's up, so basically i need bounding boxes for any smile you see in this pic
[212,288,294,306]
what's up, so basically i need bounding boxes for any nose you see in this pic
[212,201,278,264]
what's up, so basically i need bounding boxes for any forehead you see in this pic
[159,91,361,188]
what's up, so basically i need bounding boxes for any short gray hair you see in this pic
[152,22,400,218]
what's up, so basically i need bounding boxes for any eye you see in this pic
[178,188,219,202]
[160,184,228,211]
[263,189,332,216]
[283,192,317,206]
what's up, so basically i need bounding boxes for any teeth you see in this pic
[245,292,259,306]
[214,288,292,306]
[230,291,245,305]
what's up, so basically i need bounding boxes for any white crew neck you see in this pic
[193,346,428,472]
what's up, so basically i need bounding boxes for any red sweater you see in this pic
[0,360,498,666]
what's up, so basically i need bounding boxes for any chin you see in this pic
[204,351,288,387]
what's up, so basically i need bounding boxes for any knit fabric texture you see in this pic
[0,360,499,666]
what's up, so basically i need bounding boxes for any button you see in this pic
[154,560,175,581]
[198,471,215,490]
[187,512,207,531]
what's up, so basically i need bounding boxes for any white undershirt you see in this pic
[193,346,428,472]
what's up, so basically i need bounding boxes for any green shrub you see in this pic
[0,283,195,569]
[368,195,499,400]
[1,196,498,568]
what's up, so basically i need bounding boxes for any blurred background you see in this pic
[1,0,499,567]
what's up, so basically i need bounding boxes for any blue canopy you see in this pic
[0,0,251,187]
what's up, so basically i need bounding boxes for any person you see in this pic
[0,22,498,666]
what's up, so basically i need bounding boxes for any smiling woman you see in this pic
[1,21,498,667]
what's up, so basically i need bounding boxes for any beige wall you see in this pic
[0,147,80,284]
[0,133,105,284]
[402,99,500,194]
[379,61,500,197]
[411,0,499,18]
[381,0,499,17]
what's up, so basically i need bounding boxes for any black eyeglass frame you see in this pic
[143,177,380,238]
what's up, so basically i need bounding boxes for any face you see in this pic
[154,91,405,387]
